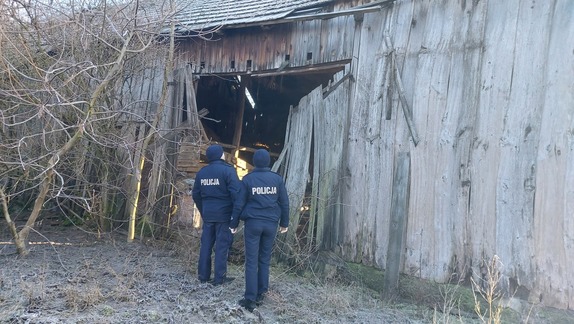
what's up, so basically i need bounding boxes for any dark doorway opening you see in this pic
[194,65,345,166]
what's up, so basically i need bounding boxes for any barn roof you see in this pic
[171,0,334,33]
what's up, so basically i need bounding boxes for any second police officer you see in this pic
[230,148,290,312]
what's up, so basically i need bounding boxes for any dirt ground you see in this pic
[1,224,573,324]
[0,224,429,324]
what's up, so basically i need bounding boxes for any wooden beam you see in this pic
[384,36,420,146]
[232,76,249,154]
[243,61,350,78]
[217,142,280,158]
[191,60,350,80]
[322,72,353,99]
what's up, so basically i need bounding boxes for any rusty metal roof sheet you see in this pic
[171,0,334,33]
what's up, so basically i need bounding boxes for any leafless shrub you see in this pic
[19,263,48,311]
[21,281,45,311]
[168,225,201,269]
[63,283,104,311]
[104,256,145,302]
[472,255,504,324]
[433,280,467,324]
[0,0,200,253]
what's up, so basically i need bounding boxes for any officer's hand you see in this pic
[230,227,237,234]
[279,227,288,233]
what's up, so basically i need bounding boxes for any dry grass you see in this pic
[1,226,573,323]
[63,283,104,311]
[471,255,506,324]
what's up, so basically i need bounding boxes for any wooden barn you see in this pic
[159,0,573,310]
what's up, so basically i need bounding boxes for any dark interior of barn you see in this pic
[194,68,343,167]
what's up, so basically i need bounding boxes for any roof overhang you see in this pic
[165,0,394,36]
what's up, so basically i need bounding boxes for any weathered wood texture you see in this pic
[274,70,350,250]
[175,16,356,73]
[117,62,167,224]
[169,0,573,309]
[340,7,396,268]
[339,0,574,310]
[275,93,315,249]
[384,152,410,297]
[175,66,210,176]
[313,71,350,249]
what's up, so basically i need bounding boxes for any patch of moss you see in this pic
[344,262,528,322]
[345,262,386,293]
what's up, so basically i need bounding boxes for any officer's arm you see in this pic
[278,180,290,229]
[191,177,203,215]
[228,169,243,226]
[230,181,247,231]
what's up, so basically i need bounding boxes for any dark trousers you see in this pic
[198,221,232,283]
[244,219,277,301]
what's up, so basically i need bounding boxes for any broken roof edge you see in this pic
[191,59,351,78]
[164,0,394,37]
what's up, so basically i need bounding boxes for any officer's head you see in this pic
[253,149,270,168]
[206,144,224,162]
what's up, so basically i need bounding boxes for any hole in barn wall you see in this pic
[194,67,343,167]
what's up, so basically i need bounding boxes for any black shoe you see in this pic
[213,276,235,286]
[255,294,265,306]
[199,278,213,284]
[238,298,256,312]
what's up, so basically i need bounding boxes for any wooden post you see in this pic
[232,76,249,160]
[383,152,411,298]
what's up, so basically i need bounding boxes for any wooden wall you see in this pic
[175,16,356,73]
[339,0,573,310]
[170,0,573,310]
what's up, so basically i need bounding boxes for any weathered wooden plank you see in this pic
[385,35,419,146]
[384,152,410,297]
[340,10,396,265]
[493,0,555,303]
[401,1,458,279]
[313,70,350,248]
[276,88,317,248]
[531,0,574,308]
[175,16,355,74]
[309,97,321,248]
[446,0,488,285]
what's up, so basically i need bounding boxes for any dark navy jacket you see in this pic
[230,167,289,229]
[192,160,241,223]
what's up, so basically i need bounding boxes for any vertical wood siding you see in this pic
[170,0,573,310]
[311,71,350,248]
[175,16,356,73]
[530,0,574,309]
[278,98,315,248]
[340,9,397,266]
[340,0,574,309]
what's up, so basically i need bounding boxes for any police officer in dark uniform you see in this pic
[192,144,241,285]
[230,149,289,312]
